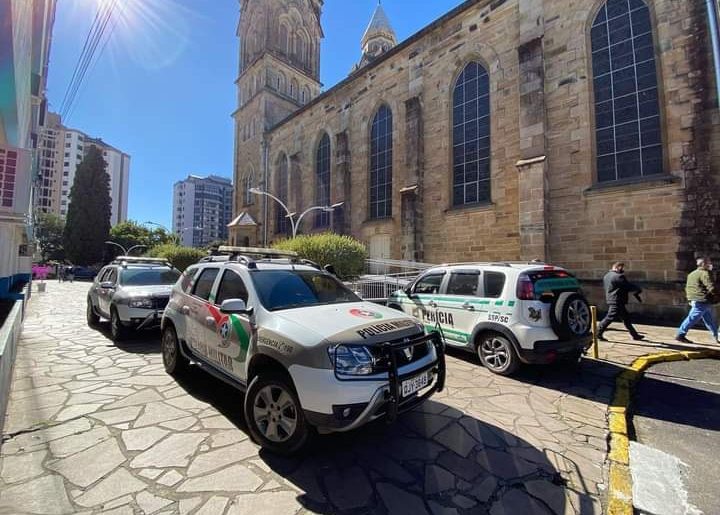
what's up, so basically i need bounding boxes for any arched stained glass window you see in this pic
[452,61,491,206]
[369,105,393,219]
[275,154,289,235]
[315,133,331,228]
[591,0,662,182]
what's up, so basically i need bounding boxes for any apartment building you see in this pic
[173,175,233,248]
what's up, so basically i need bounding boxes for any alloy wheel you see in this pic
[480,337,509,370]
[252,385,298,443]
[567,299,590,335]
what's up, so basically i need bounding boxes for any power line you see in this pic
[60,0,119,121]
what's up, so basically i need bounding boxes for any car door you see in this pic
[98,267,118,316]
[442,270,483,348]
[405,270,447,331]
[211,269,252,381]
[91,267,109,314]
[185,267,221,362]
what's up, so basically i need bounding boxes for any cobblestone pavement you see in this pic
[0,283,717,515]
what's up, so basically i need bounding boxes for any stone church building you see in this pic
[230,0,720,319]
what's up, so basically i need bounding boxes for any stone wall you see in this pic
[234,0,719,320]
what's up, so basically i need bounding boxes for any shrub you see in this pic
[273,233,367,279]
[148,244,206,271]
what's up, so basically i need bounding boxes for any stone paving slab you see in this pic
[1,282,718,514]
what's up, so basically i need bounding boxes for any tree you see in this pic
[63,146,112,265]
[35,213,66,262]
[108,221,175,259]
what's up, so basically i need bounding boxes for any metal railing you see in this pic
[345,258,436,303]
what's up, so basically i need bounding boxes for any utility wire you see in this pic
[60,0,118,121]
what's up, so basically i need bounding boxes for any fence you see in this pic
[345,258,436,303]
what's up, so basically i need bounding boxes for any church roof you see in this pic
[227,212,258,227]
[361,3,397,47]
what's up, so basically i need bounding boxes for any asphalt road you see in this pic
[633,359,720,515]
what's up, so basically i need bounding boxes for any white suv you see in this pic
[387,262,591,375]
[161,247,445,454]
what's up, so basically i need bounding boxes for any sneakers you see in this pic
[675,335,693,344]
[632,335,645,341]
[597,334,608,342]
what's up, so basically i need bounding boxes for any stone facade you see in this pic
[232,0,720,319]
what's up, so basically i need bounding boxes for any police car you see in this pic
[161,247,445,454]
[387,262,592,376]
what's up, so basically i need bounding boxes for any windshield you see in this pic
[251,270,360,311]
[120,268,181,287]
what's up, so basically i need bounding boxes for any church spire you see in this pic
[356,1,397,70]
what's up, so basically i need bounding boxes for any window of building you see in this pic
[369,104,393,219]
[315,133,331,228]
[452,61,491,206]
[243,174,254,206]
[591,0,662,182]
[275,154,289,235]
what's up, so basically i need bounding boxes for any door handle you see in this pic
[462,302,475,311]
[428,300,437,308]
[182,306,190,315]
[205,316,216,327]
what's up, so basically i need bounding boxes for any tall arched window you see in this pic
[452,61,491,206]
[275,154,289,235]
[278,22,289,53]
[369,105,393,219]
[243,173,254,206]
[591,0,662,182]
[315,133,331,228]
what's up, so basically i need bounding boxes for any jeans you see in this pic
[598,303,640,339]
[678,301,719,339]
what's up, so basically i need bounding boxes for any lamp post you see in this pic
[249,188,342,238]
[145,221,179,245]
[105,241,146,256]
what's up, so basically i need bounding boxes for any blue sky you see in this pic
[47,0,464,229]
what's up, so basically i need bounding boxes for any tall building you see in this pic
[172,175,234,248]
[0,0,56,298]
[231,0,720,320]
[36,116,130,226]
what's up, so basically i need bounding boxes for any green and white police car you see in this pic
[161,247,445,454]
[387,262,592,376]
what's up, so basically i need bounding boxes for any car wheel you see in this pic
[162,325,189,376]
[110,308,129,342]
[86,299,100,327]
[477,333,519,376]
[551,293,591,340]
[244,373,310,455]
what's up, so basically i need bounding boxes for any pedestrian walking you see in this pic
[598,262,644,341]
[66,265,74,283]
[676,257,718,344]
[57,265,65,282]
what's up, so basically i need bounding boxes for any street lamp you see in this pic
[105,241,147,256]
[249,188,343,238]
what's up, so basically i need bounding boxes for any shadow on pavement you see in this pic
[90,324,163,354]
[170,362,589,514]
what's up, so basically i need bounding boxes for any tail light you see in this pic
[516,274,535,300]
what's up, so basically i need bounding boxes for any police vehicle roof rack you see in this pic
[438,260,547,268]
[112,256,171,267]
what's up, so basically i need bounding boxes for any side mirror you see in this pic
[324,264,337,276]
[100,281,115,289]
[404,286,413,296]
[220,298,254,315]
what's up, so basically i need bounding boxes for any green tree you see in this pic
[35,213,66,262]
[62,146,112,265]
[109,221,175,258]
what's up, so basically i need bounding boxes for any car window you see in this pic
[120,268,181,286]
[251,270,359,311]
[192,268,219,301]
[107,268,118,284]
[446,272,480,296]
[97,267,110,282]
[181,266,199,293]
[215,270,249,305]
[483,272,506,298]
[413,273,445,295]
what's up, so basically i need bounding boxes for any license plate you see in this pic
[401,371,430,397]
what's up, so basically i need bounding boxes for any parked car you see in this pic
[161,246,446,454]
[72,265,99,280]
[87,257,181,341]
[387,262,592,376]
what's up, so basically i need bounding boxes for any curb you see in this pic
[606,348,720,514]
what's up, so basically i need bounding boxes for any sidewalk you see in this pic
[0,282,717,515]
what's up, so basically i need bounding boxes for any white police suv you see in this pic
[387,262,592,376]
[161,247,445,454]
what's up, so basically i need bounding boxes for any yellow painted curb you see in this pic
[606,348,720,515]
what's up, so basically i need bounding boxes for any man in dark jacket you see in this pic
[676,257,718,344]
[597,262,644,341]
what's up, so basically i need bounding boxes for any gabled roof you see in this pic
[228,212,258,227]
[361,3,397,47]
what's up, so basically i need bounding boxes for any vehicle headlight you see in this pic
[328,345,375,376]
[129,298,153,308]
